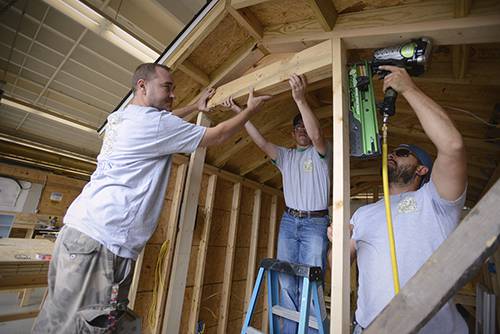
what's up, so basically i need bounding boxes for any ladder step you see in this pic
[245,326,264,334]
[272,305,320,330]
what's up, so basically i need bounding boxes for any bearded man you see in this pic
[328,65,468,334]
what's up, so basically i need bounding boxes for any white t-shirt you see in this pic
[351,180,468,333]
[273,144,332,211]
[64,105,206,259]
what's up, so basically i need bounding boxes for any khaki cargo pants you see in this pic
[32,226,140,333]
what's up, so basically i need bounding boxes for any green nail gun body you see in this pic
[349,38,432,158]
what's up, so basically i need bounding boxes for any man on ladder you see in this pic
[225,74,332,333]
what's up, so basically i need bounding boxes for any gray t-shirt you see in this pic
[351,180,468,333]
[274,144,331,211]
[65,105,206,259]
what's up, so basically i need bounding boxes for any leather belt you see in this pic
[285,206,329,218]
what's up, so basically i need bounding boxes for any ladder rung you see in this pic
[245,326,264,334]
[272,305,320,330]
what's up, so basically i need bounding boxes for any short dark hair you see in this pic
[131,63,171,92]
[293,114,302,127]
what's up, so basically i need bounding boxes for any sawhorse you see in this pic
[241,258,329,334]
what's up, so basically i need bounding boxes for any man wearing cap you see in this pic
[224,74,331,333]
[328,66,468,333]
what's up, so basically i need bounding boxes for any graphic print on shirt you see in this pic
[398,196,418,214]
[100,113,123,158]
[303,159,313,172]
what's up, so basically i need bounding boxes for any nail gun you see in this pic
[349,38,432,158]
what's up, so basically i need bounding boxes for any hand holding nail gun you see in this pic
[349,38,432,158]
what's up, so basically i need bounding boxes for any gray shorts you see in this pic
[32,226,139,333]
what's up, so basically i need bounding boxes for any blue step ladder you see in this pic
[241,258,329,334]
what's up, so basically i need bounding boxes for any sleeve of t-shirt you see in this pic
[422,179,467,234]
[156,112,207,156]
[271,146,288,170]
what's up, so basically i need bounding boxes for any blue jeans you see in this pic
[277,211,330,333]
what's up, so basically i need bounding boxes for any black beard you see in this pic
[388,163,418,186]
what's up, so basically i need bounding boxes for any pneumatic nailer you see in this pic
[349,38,432,158]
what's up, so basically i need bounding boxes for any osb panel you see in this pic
[171,69,201,108]
[134,291,154,334]
[204,246,227,285]
[148,199,172,244]
[228,279,247,321]
[198,282,222,329]
[236,214,254,248]
[209,208,231,247]
[138,243,161,292]
[187,15,251,75]
[250,0,317,26]
[239,185,256,216]
[233,247,251,281]
[334,0,422,14]
[213,178,237,211]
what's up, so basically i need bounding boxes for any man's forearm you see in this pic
[172,104,198,118]
[213,107,255,144]
[295,99,322,142]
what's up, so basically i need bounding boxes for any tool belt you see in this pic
[285,206,329,218]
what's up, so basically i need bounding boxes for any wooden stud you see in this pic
[452,44,470,80]
[187,174,218,334]
[127,248,145,310]
[242,189,262,324]
[364,180,500,334]
[454,0,472,18]
[0,310,39,322]
[153,163,188,334]
[261,195,278,332]
[217,183,242,334]
[161,113,211,334]
[207,40,333,108]
[307,0,338,31]
[330,37,350,334]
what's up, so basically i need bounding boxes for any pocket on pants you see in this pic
[75,304,113,334]
[62,231,101,258]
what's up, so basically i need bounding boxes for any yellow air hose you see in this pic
[381,121,400,294]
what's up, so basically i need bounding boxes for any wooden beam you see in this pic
[207,40,332,108]
[153,163,188,334]
[337,14,500,49]
[209,39,259,85]
[178,60,210,86]
[307,0,338,31]
[263,2,500,49]
[231,0,270,9]
[242,189,262,324]
[161,113,211,334]
[261,195,278,332]
[330,37,350,334]
[217,183,242,334]
[188,174,218,334]
[364,179,500,334]
[128,248,145,310]
[0,310,39,322]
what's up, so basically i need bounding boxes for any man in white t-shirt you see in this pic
[328,66,468,334]
[224,74,331,333]
[33,63,271,333]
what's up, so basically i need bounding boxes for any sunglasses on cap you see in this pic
[392,148,422,164]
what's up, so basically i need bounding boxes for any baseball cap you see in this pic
[397,144,433,186]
